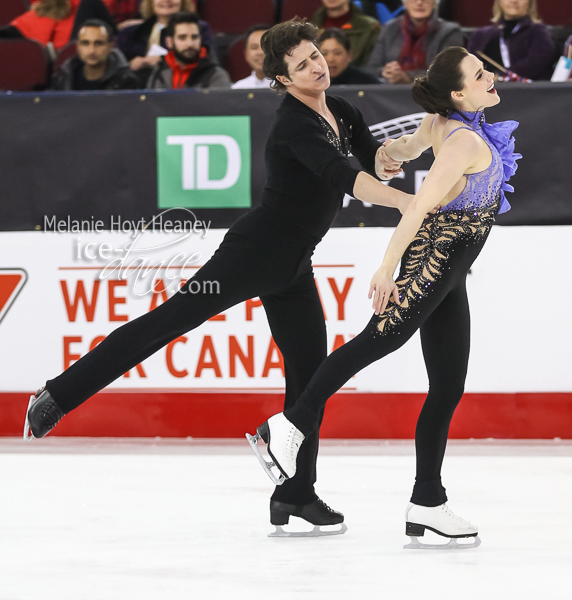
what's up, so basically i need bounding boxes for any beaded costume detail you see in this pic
[317,114,351,156]
[376,204,497,335]
[376,110,520,336]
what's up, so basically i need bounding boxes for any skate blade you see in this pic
[245,432,286,486]
[269,523,348,538]
[23,394,36,442]
[404,535,481,550]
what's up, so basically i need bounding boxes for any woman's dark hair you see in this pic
[319,28,350,53]
[261,18,320,92]
[411,46,469,117]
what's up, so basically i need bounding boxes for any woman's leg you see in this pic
[284,208,494,437]
[46,236,285,413]
[411,280,471,507]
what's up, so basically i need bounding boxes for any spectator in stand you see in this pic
[0,0,115,50]
[117,0,214,80]
[51,19,139,90]
[232,24,272,89]
[311,0,381,67]
[366,0,463,84]
[146,12,230,89]
[319,28,380,84]
[112,0,142,29]
[468,0,555,81]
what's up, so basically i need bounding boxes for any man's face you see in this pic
[244,29,267,73]
[77,26,112,68]
[279,40,330,95]
[169,22,202,64]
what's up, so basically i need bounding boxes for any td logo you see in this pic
[157,116,251,209]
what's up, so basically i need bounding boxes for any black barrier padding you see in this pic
[0,83,570,231]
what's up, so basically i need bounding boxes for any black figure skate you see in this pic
[23,388,64,441]
[269,498,347,538]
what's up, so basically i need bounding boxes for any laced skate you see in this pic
[404,502,481,550]
[23,388,64,442]
[246,413,305,485]
[269,498,347,538]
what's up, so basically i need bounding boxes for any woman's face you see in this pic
[279,40,330,95]
[500,0,530,20]
[320,38,352,78]
[153,0,181,18]
[404,0,436,22]
[454,54,500,111]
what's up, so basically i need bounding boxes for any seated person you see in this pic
[232,24,272,89]
[319,28,380,84]
[312,0,381,67]
[116,0,214,78]
[366,0,463,83]
[468,0,555,81]
[51,19,139,90]
[0,0,115,50]
[146,12,231,89]
[111,0,142,28]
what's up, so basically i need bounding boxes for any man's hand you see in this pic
[375,139,403,180]
[382,61,412,84]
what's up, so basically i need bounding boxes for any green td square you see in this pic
[157,116,251,209]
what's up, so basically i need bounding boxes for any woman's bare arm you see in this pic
[379,113,435,163]
[369,129,482,314]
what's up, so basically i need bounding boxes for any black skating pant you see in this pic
[46,211,327,506]
[285,206,497,507]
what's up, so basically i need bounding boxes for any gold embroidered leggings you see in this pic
[285,204,498,507]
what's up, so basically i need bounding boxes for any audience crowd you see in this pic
[0,0,570,91]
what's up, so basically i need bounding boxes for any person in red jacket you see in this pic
[8,0,115,50]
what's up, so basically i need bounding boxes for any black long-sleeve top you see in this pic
[259,93,382,244]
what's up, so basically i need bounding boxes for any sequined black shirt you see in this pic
[260,93,383,244]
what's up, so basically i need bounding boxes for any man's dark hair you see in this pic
[245,23,272,44]
[166,11,200,38]
[78,18,114,42]
[411,47,469,117]
[319,28,350,53]
[261,18,320,91]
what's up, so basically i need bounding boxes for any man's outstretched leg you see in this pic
[25,234,285,438]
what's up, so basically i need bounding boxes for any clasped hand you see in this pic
[375,139,403,180]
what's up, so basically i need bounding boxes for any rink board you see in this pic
[0,226,571,437]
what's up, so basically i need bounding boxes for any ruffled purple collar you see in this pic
[448,109,521,214]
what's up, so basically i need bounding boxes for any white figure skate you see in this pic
[246,413,305,485]
[404,502,481,550]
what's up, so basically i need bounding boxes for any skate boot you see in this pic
[24,387,64,442]
[269,498,347,537]
[246,413,304,485]
[404,502,481,549]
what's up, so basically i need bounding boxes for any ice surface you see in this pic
[0,438,571,600]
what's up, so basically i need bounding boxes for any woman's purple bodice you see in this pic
[439,110,521,215]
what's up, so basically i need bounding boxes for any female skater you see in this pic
[249,46,521,547]
[25,19,410,536]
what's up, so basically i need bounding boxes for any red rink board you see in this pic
[1,391,572,439]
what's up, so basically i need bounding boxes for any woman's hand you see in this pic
[368,267,401,315]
